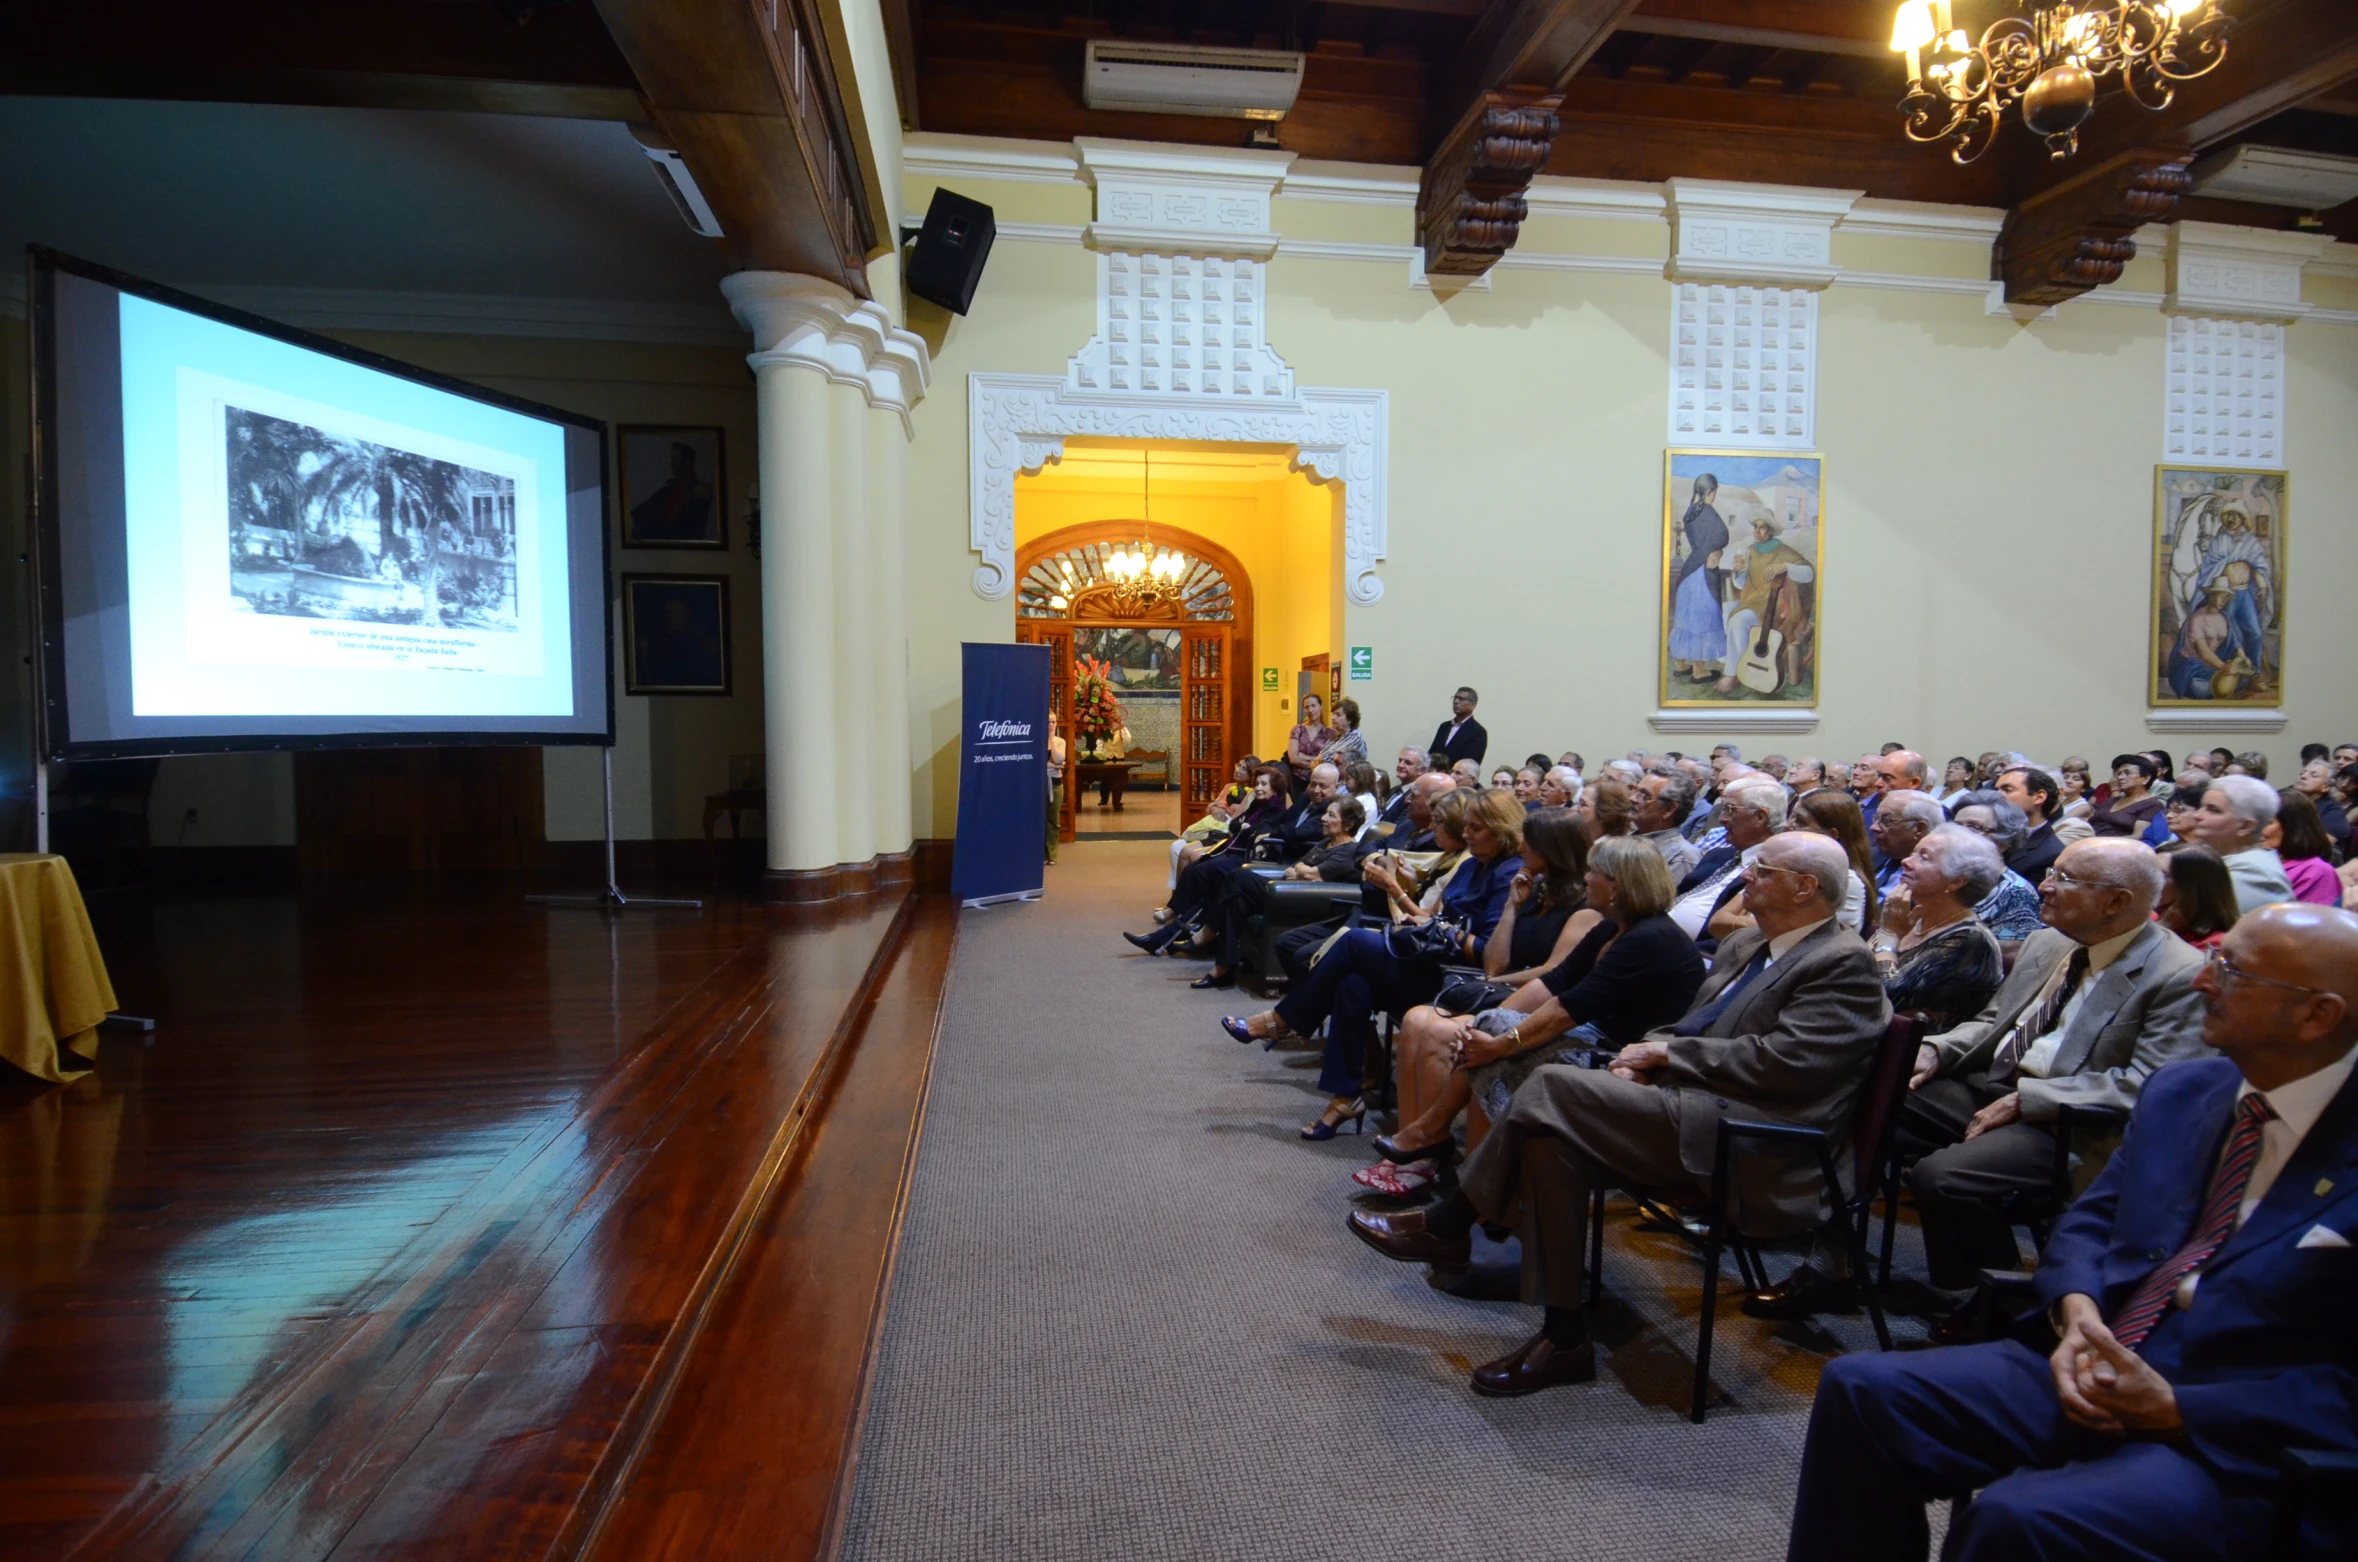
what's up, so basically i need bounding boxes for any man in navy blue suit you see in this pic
[1788,902,2358,1561]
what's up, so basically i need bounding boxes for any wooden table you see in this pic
[1074,759,1139,810]
[0,853,118,1082]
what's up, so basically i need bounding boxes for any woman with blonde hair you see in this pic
[1359,835,1705,1195]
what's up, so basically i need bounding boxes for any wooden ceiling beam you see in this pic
[592,0,877,287]
[1623,0,1891,57]
[0,0,646,119]
[1417,0,1646,278]
[1995,147,2194,305]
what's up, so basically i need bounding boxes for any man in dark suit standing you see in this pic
[1428,686,1487,770]
[1788,902,2358,1561]
[1350,832,1891,1396]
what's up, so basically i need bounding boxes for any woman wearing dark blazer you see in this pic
[1124,766,1290,953]
[1365,836,1705,1187]
[1222,789,1526,1139]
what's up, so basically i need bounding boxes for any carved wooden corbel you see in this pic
[1993,147,2195,307]
[1417,89,1563,281]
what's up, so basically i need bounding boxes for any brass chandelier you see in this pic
[1890,1,2232,164]
[1082,450,1191,617]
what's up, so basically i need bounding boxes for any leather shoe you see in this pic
[1347,1208,1470,1268]
[1740,1266,1861,1321]
[1926,1300,1991,1347]
[1470,1329,1597,1397]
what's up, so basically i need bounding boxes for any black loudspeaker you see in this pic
[905,188,996,316]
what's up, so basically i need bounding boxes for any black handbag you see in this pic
[1382,918,1470,965]
[1431,973,1517,1017]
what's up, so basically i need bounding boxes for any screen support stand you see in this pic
[36,762,157,1029]
[526,747,701,913]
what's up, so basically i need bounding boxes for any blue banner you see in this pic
[950,641,1050,906]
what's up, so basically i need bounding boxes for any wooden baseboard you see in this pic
[763,865,842,905]
[911,839,954,895]
[873,850,913,889]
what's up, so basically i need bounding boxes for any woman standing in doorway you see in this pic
[1285,693,1337,787]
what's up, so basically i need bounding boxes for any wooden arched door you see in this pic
[1015,523,1252,843]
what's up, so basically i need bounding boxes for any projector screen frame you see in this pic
[26,245,618,762]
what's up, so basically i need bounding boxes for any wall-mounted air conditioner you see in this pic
[1083,40,1305,121]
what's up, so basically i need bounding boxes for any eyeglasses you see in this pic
[2206,947,2331,999]
[2041,867,2106,891]
[1745,862,1810,882]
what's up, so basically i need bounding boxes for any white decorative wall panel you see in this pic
[1669,284,1819,449]
[2164,315,2284,468]
[1067,253,1294,400]
[2165,221,2327,323]
[1663,179,1858,291]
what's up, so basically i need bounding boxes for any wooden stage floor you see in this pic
[0,874,955,1561]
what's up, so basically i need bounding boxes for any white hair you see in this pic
[1722,777,1789,829]
[1772,832,1853,909]
[1882,789,1948,829]
[1545,765,1583,804]
[1916,824,2005,903]
[1604,758,1644,783]
[2211,773,2280,829]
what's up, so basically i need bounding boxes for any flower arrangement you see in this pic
[1072,655,1127,757]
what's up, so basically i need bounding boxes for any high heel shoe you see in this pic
[1374,1131,1459,1167]
[1300,1097,1367,1141]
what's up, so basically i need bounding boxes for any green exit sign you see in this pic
[1348,646,1373,681]
[1261,667,1280,692]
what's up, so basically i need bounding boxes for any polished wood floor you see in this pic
[0,874,953,1561]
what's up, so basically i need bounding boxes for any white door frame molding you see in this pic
[967,374,1390,604]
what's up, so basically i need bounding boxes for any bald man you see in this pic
[1350,832,1891,1398]
[1792,904,2358,1562]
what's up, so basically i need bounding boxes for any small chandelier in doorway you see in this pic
[1093,450,1191,616]
[1890,1,2231,164]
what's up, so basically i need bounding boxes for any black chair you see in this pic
[1588,1015,1923,1423]
[1875,1098,2128,1290]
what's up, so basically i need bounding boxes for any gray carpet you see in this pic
[841,841,1946,1561]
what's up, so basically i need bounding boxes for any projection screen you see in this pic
[29,248,613,760]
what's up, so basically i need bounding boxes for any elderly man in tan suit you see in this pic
[1350,832,1892,1398]
[1748,837,2209,1333]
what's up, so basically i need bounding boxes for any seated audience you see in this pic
[1510,766,1542,804]
[2224,749,2268,780]
[1189,793,1373,991]
[1779,788,1878,936]
[1889,839,2207,1331]
[1450,757,1482,787]
[2293,754,2350,856]
[1933,755,1975,808]
[1284,694,1337,785]
[1369,837,1701,1192]
[1823,759,1853,792]
[2178,748,2215,783]
[2055,757,2095,824]
[1173,754,1261,887]
[1869,789,1945,893]
[1221,789,1522,1139]
[1537,765,1582,808]
[1789,904,2358,1562]
[1372,746,1427,833]
[2270,789,2342,906]
[2163,772,2210,844]
[1757,753,1789,783]
[1948,791,2046,945]
[1668,777,1787,942]
[1996,765,2067,883]
[1635,768,1702,883]
[1347,833,1889,1397]
[1471,807,1599,987]
[1556,750,1585,776]
[1489,765,1517,791]
[1322,696,1368,775]
[1868,825,2006,1030]
[2155,842,2238,952]
[2139,748,2176,802]
[1343,762,1382,832]
[2182,774,2294,916]
[2090,753,2167,842]
[1127,764,1326,953]
[1786,755,1826,790]
[1578,775,1637,839]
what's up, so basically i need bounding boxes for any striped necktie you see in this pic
[2110,1093,2274,1350]
[1989,946,2090,1084]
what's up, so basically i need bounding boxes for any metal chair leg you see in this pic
[1587,1186,1606,1309]
[1877,1165,1902,1291]
[1693,1211,1724,1425]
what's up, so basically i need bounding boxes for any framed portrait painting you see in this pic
[618,424,726,549]
[622,574,732,696]
[1660,449,1824,708]
[2151,467,2285,707]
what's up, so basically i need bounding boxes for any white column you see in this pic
[867,397,913,863]
[828,377,877,884]
[723,273,849,896]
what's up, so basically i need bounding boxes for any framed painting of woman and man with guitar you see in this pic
[1660,449,1824,708]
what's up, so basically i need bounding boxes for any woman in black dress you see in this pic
[1480,807,1602,986]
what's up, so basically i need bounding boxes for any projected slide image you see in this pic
[226,408,519,634]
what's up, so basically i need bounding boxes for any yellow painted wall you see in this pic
[899,149,2358,836]
[1013,455,1336,756]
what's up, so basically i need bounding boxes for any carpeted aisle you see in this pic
[840,840,1922,1562]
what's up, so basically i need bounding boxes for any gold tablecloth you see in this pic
[0,854,118,1083]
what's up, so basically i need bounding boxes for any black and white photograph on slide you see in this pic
[622,574,731,696]
[618,425,726,549]
[226,407,521,633]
